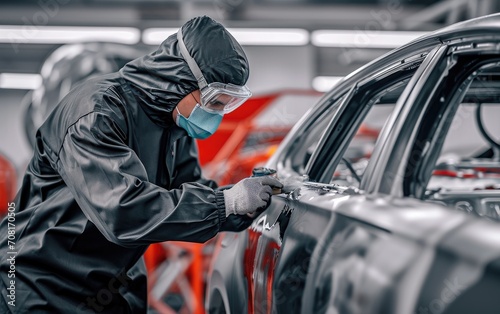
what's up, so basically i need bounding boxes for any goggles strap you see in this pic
[177,27,208,90]
[190,93,199,104]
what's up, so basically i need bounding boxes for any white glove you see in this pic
[223,176,283,216]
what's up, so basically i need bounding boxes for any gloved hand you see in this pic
[220,214,254,232]
[223,176,283,216]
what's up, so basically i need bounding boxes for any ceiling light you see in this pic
[227,28,309,46]
[312,76,344,92]
[0,26,140,45]
[0,73,42,90]
[142,28,309,46]
[142,28,179,45]
[312,30,427,49]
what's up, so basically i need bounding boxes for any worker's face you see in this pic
[172,90,201,121]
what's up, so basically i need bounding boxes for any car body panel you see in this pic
[207,231,249,313]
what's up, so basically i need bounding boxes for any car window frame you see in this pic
[360,44,450,196]
[365,37,500,198]
[306,52,430,185]
[401,45,500,199]
[270,91,348,179]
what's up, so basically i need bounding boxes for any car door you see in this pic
[245,91,348,314]
[246,46,442,314]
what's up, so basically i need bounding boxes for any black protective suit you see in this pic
[0,16,250,313]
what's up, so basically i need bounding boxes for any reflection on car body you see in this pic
[207,13,500,314]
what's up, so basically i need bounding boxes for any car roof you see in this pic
[432,12,500,35]
[407,12,500,48]
[322,13,500,100]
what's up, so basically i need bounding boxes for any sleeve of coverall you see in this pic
[55,111,227,248]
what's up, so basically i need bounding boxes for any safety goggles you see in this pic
[177,28,252,114]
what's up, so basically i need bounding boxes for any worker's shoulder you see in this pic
[64,73,126,113]
[39,74,129,152]
[55,73,128,128]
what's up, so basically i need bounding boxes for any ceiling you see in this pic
[1,0,493,29]
[1,0,499,87]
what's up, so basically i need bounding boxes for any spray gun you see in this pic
[251,167,282,194]
[249,167,305,221]
[251,166,305,195]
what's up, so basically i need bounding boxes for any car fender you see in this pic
[206,231,249,314]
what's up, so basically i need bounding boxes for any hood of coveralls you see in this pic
[120,16,250,127]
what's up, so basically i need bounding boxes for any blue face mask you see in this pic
[176,104,223,139]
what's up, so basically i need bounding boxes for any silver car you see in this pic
[207,13,500,314]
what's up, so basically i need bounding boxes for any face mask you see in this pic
[176,104,223,139]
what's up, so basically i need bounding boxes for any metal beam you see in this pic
[399,0,499,30]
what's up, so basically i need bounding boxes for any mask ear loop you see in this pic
[176,95,200,122]
[175,106,184,126]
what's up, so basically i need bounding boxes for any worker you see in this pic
[0,16,282,313]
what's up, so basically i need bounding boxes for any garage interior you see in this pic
[1,1,500,313]
[2,0,499,171]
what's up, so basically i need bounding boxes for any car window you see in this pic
[329,103,396,188]
[281,94,346,175]
[326,79,411,188]
[307,56,426,185]
[275,52,427,182]
[419,61,500,220]
[242,93,322,155]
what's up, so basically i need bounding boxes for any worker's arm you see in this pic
[56,112,227,248]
